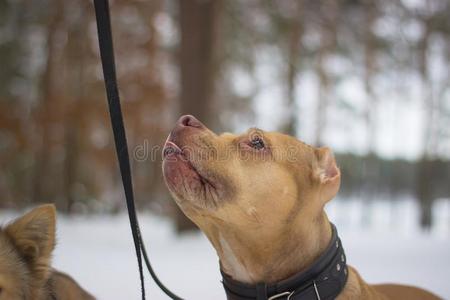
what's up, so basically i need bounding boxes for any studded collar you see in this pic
[221,223,348,300]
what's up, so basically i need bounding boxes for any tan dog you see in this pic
[0,204,95,300]
[162,115,441,300]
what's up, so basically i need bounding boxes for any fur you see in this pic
[162,115,442,300]
[0,205,95,300]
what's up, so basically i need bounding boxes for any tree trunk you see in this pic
[360,0,378,226]
[417,159,433,229]
[283,1,304,137]
[32,0,63,206]
[363,0,377,155]
[175,0,222,232]
[63,0,88,213]
[314,0,338,147]
[315,47,329,147]
[416,17,434,230]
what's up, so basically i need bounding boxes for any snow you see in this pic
[1,201,449,299]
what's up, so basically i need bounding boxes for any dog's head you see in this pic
[163,115,340,232]
[0,205,56,300]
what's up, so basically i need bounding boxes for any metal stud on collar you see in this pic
[267,291,294,300]
[313,281,321,300]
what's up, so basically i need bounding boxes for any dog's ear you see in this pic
[314,147,341,203]
[5,204,56,282]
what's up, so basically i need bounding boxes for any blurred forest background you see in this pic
[0,0,449,232]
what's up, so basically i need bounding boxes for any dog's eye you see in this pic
[250,136,265,150]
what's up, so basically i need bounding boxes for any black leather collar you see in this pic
[221,223,348,300]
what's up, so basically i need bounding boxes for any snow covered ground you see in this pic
[1,199,449,299]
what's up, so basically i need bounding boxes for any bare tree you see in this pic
[63,0,89,213]
[314,0,338,146]
[32,0,65,207]
[277,1,305,136]
[175,0,223,231]
[360,0,380,225]
[363,0,378,155]
[416,4,434,229]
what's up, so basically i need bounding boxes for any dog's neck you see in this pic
[204,212,332,284]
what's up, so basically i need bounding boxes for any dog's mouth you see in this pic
[163,140,216,187]
[162,140,219,209]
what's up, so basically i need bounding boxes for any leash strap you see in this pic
[93,0,145,298]
[93,1,183,299]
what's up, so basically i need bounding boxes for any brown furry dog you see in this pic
[162,115,441,300]
[0,204,95,300]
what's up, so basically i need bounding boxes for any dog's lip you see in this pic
[163,140,217,190]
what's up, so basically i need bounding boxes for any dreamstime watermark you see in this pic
[132,139,308,163]
[133,140,162,162]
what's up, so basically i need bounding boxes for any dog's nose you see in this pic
[176,115,204,129]
[170,115,206,144]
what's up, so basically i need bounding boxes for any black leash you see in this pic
[93,1,183,299]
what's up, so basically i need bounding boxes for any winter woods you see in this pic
[0,0,449,230]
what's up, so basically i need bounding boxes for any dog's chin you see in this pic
[162,142,220,210]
